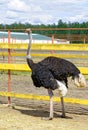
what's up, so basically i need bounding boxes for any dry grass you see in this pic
[0,105,88,130]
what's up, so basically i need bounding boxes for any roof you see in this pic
[0,31,51,40]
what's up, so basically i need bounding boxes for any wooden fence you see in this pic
[0,43,88,74]
[0,42,88,105]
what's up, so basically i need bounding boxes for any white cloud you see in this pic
[0,0,88,24]
[52,0,87,3]
[0,0,6,4]
[8,0,29,12]
[6,11,18,18]
[29,14,53,25]
[68,14,88,22]
[8,0,42,12]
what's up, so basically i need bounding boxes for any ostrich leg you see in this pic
[60,97,66,118]
[48,88,54,120]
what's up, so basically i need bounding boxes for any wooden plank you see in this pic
[0,63,31,71]
[0,43,27,49]
[0,63,88,74]
[0,91,88,105]
[32,44,88,51]
[0,27,88,31]
[78,67,88,75]
[0,43,88,51]
[0,52,88,58]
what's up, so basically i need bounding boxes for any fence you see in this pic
[0,30,88,106]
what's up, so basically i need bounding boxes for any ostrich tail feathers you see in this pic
[56,80,67,97]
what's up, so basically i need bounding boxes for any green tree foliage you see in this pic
[0,20,88,43]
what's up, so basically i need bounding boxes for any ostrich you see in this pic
[26,28,86,120]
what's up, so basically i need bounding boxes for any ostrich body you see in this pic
[28,56,80,89]
[26,29,86,120]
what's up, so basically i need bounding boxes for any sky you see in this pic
[0,0,88,25]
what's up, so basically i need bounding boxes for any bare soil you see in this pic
[0,74,88,130]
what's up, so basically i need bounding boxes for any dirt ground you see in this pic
[0,74,88,130]
[0,105,88,130]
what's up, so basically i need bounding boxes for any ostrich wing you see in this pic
[31,68,58,90]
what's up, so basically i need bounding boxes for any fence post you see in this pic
[2,36,5,63]
[8,30,11,105]
[83,37,85,44]
[12,38,15,63]
[51,34,54,54]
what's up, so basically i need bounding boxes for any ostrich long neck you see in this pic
[26,30,34,69]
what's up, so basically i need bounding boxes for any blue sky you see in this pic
[0,0,88,25]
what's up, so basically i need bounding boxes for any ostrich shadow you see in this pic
[14,107,72,119]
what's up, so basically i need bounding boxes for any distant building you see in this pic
[0,31,69,44]
[56,39,70,44]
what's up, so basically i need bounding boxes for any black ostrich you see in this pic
[26,29,86,120]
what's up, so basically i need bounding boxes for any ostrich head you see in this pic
[74,73,86,88]
[25,28,31,34]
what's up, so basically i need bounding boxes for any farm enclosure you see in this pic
[0,29,88,129]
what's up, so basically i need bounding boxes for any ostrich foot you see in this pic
[60,114,72,119]
[41,117,53,120]
[60,114,66,118]
[60,114,73,119]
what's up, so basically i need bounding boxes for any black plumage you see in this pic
[27,56,80,90]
